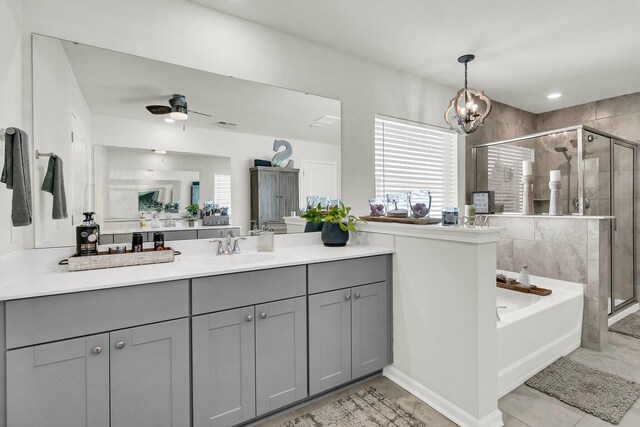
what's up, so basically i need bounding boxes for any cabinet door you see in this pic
[192,307,256,427]
[6,334,109,427]
[279,171,299,218]
[352,282,389,378]
[110,318,190,427]
[257,170,280,223]
[308,288,352,395]
[255,296,307,416]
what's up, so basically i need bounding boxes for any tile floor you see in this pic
[260,331,640,427]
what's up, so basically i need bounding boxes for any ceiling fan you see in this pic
[145,94,211,121]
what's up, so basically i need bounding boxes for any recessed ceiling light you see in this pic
[164,118,175,123]
[547,93,562,99]
[153,149,167,155]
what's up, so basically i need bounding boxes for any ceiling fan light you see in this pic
[170,104,188,121]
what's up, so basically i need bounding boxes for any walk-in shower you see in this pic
[472,125,638,316]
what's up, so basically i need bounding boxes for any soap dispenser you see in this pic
[517,265,531,288]
[76,212,100,256]
[257,225,274,252]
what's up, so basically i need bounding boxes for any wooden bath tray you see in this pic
[61,247,176,272]
[497,282,552,296]
[360,215,441,225]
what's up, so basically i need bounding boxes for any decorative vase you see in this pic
[549,180,562,216]
[304,221,324,233]
[321,223,349,247]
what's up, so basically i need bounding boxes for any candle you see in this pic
[522,160,533,176]
[464,204,476,218]
[550,170,561,182]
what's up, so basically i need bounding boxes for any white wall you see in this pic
[32,35,92,247]
[0,0,24,257]
[18,0,460,249]
[92,114,341,232]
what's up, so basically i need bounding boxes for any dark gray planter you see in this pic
[321,223,349,247]
[304,221,324,233]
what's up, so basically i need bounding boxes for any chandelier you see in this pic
[444,54,492,135]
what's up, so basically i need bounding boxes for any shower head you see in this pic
[554,146,573,161]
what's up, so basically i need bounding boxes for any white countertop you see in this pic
[102,224,238,235]
[0,232,393,301]
[486,214,614,220]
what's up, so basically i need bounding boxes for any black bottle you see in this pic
[132,233,144,253]
[153,232,165,251]
[76,212,100,256]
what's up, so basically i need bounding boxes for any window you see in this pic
[214,174,232,214]
[486,145,534,213]
[375,115,458,216]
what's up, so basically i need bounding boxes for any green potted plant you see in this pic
[321,202,365,247]
[300,203,326,232]
[186,203,200,227]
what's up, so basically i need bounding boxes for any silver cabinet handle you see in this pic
[345,294,351,301]
[114,341,125,350]
[91,346,102,355]
[259,312,267,319]
[354,293,361,299]
[246,315,253,322]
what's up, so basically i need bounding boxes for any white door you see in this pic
[300,160,338,202]
[70,108,90,226]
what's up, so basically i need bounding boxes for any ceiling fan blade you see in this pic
[188,110,212,118]
[146,105,172,115]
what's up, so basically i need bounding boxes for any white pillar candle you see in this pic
[550,170,561,182]
[522,160,533,176]
[465,204,475,218]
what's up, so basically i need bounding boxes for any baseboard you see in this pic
[497,325,581,398]
[383,366,504,427]
[608,303,640,327]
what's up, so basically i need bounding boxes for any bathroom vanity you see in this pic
[0,236,392,427]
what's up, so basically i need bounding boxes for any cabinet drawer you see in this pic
[308,255,389,294]
[164,230,198,241]
[5,280,189,349]
[192,266,306,315]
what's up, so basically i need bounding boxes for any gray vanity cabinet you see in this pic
[6,333,110,427]
[255,297,307,416]
[308,282,388,395]
[110,318,190,427]
[7,319,190,427]
[192,296,307,427]
[192,307,256,427]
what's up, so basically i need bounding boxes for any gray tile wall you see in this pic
[489,216,611,350]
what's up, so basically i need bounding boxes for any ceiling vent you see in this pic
[216,121,238,129]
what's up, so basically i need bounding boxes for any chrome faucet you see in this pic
[211,231,247,255]
[496,306,507,321]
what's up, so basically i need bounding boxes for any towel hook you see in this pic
[35,150,55,159]
[0,128,16,141]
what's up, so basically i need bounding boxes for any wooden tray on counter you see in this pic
[61,247,176,272]
[497,281,552,296]
[360,215,441,225]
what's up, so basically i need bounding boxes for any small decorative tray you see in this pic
[360,215,441,225]
[61,248,177,272]
[496,281,552,296]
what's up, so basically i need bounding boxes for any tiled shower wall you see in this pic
[489,216,611,350]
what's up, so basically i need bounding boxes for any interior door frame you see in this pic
[299,159,339,204]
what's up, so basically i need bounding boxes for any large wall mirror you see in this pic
[32,34,341,247]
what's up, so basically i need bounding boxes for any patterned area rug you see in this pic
[609,313,640,339]
[281,387,425,426]
[526,357,640,424]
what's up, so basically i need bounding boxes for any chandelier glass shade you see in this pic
[444,54,492,135]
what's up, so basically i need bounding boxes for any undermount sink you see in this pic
[211,253,277,265]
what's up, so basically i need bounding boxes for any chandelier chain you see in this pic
[464,63,468,90]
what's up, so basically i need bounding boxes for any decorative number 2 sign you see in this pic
[272,139,293,168]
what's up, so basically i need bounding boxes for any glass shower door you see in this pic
[612,140,635,311]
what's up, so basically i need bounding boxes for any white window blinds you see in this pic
[486,145,534,213]
[214,174,232,214]
[375,115,458,216]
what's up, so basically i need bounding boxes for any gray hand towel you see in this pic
[1,128,32,226]
[41,155,68,220]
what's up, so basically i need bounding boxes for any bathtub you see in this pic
[496,271,584,397]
